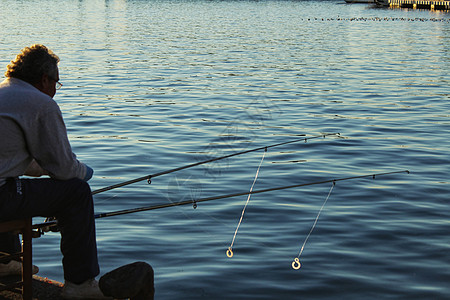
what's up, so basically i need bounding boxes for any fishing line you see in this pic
[165,174,231,240]
[94,193,120,205]
[292,181,335,270]
[227,148,267,258]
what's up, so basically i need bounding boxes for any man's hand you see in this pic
[24,159,48,177]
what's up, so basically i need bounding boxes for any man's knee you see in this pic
[55,178,94,223]
[66,178,92,198]
[56,178,93,213]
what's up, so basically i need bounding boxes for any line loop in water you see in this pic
[292,258,301,270]
[226,247,233,258]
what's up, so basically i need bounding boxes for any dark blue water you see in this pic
[1,0,449,298]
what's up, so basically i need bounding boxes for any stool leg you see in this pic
[22,219,32,300]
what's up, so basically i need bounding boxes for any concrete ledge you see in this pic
[0,275,63,300]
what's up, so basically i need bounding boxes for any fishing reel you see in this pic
[39,216,60,235]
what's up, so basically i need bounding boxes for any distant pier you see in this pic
[380,0,450,10]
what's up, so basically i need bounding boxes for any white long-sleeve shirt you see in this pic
[0,77,89,186]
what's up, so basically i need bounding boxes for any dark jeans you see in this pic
[0,178,100,284]
[0,232,20,255]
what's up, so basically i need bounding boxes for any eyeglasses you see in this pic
[48,75,63,90]
[55,81,63,90]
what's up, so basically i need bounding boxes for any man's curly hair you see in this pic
[5,44,60,85]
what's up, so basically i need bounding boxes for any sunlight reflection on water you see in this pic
[0,0,449,299]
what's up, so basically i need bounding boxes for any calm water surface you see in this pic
[0,0,449,299]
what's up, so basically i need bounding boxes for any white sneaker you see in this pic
[0,260,39,277]
[62,278,113,299]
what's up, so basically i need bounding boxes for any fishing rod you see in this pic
[91,132,340,195]
[33,170,409,230]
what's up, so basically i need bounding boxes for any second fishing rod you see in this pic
[33,170,410,230]
[92,132,340,195]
